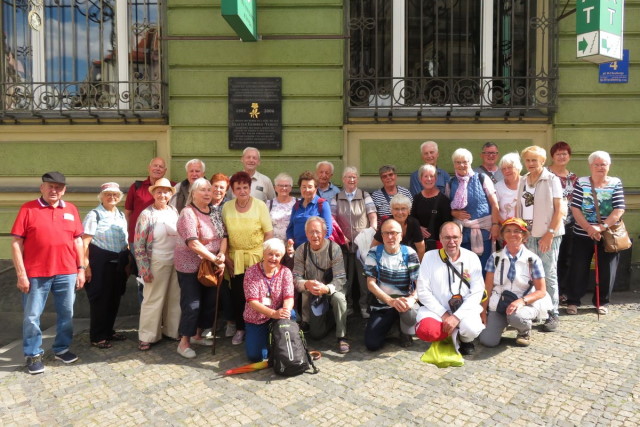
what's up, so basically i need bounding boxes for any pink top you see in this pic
[174,205,226,273]
[243,263,294,325]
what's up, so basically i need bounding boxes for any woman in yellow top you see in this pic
[222,171,273,345]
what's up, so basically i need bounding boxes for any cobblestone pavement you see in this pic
[1,292,639,426]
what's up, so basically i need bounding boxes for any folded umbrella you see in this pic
[224,360,269,375]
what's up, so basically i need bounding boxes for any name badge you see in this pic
[63,213,75,221]
[262,297,272,306]
[256,186,264,192]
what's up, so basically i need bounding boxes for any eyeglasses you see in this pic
[380,172,396,179]
[454,161,469,166]
[276,184,291,188]
[381,231,401,237]
[482,152,499,156]
[441,235,461,241]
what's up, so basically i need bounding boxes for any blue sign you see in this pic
[599,49,629,83]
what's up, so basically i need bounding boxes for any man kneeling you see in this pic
[293,217,349,353]
[364,219,420,350]
[415,222,485,356]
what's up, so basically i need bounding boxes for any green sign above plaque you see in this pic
[221,0,257,42]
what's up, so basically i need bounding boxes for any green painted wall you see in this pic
[167,0,345,181]
[555,0,640,262]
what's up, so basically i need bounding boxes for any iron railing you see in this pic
[345,0,558,121]
[1,0,165,123]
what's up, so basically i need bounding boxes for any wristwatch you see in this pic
[602,223,609,230]
[78,265,87,270]
[547,228,555,234]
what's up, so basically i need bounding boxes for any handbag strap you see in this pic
[589,177,604,225]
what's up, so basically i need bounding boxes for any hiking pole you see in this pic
[212,280,223,355]
[594,243,600,321]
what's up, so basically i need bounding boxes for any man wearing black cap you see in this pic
[11,171,86,374]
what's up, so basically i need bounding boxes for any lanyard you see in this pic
[259,264,278,296]
[447,261,464,296]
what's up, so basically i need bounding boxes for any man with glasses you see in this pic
[474,142,503,184]
[240,147,276,201]
[293,217,349,353]
[414,222,485,356]
[371,165,413,227]
[363,219,420,350]
[410,140,451,196]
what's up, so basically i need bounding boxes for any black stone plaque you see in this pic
[228,77,282,150]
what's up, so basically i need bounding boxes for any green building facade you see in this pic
[1,0,639,265]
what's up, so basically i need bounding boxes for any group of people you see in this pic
[11,142,626,374]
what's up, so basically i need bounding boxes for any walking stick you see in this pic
[594,243,600,321]
[211,278,223,355]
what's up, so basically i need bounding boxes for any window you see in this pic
[1,0,164,121]
[346,0,557,121]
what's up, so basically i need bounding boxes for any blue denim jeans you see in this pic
[526,235,562,316]
[23,274,76,357]
[245,321,271,362]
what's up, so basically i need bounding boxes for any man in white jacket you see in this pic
[415,222,485,355]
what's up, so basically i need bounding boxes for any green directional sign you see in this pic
[222,0,257,42]
[576,0,624,63]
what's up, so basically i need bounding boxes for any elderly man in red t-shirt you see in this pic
[11,172,85,374]
[124,157,174,300]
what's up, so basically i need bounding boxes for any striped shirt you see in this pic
[364,245,420,309]
[571,176,625,238]
[371,186,413,225]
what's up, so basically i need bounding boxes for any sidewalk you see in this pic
[2,292,640,425]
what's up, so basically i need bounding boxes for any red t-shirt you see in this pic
[11,198,84,277]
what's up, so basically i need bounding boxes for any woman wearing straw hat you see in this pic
[134,178,181,351]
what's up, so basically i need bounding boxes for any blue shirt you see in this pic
[83,204,128,253]
[286,195,333,248]
[317,182,341,201]
[410,167,450,196]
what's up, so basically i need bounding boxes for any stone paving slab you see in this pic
[1,292,639,426]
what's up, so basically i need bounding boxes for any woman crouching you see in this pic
[479,218,551,347]
[243,238,295,362]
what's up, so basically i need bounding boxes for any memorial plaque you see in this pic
[228,77,282,150]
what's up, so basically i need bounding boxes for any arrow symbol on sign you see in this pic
[602,38,610,52]
[578,38,588,53]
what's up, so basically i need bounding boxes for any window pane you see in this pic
[406,0,481,105]
[347,0,392,107]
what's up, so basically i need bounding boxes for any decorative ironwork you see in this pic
[1,0,165,122]
[345,0,558,122]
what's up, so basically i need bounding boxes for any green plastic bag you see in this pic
[420,337,464,368]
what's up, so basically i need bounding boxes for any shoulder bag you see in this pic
[590,178,632,253]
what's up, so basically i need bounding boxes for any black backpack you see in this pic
[269,319,319,377]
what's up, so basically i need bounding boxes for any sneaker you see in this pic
[515,331,531,347]
[360,308,370,319]
[201,328,214,339]
[225,323,237,338]
[231,330,245,345]
[26,354,45,375]
[190,337,213,346]
[399,333,413,348]
[177,345,196,359]
[458,341,475,356]
[54,351,78,364]
[542,314,559,332]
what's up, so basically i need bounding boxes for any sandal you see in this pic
[566,305,578,315]
[598,306,608,315]
[138,341,151,351]
[337,339,350,354]
[109,333,127,341]
[91,340,112,349]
